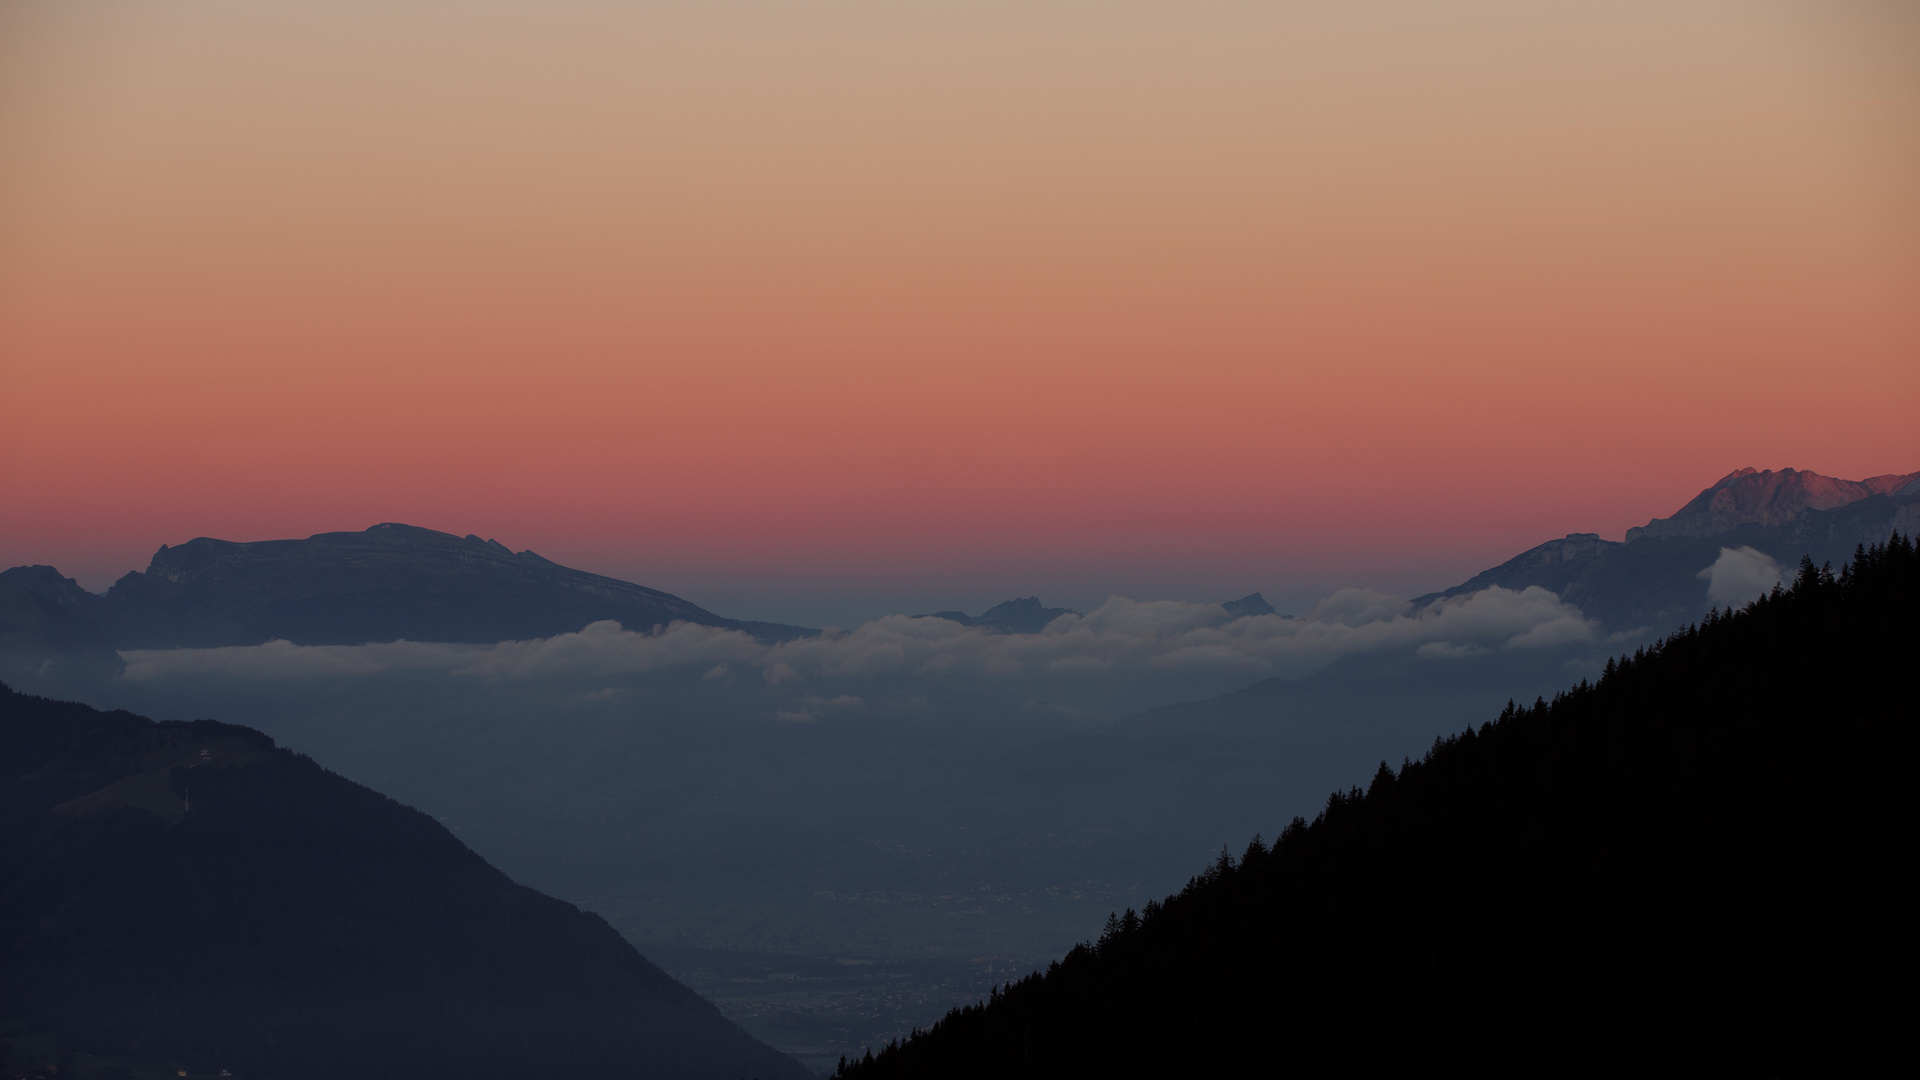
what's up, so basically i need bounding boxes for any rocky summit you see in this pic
[1626,467,1920,541]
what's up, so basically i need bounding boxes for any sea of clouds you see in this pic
[120,585,1597,696]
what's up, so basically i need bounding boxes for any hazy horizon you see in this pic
[13,459,1901,628]
[5,2,1915,621]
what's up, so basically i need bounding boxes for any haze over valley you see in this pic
[6,466,1911,1069]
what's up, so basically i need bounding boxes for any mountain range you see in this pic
[6,468,1910,687]
[1414,466,1919,630]
[913,593,1275,634]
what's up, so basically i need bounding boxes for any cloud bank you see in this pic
[1698,546,1786,608]
[120,585,1596,690]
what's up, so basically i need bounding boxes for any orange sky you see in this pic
[2,1,1916,623]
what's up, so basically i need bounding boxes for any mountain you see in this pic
[1625,466,1919,540]
[0,568,123,690]
[835,535,1916,1076]
[914,597,1079,634]
[0,684,810,1080]
[915,594,1279,633]
[1218,592,1276,618]
[1,523,811,653]
[1417,466,1919,631]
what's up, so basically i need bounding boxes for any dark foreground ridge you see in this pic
[839,536,1916,1076]
[0,689,810,1080]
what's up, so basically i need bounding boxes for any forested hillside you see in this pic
[839,536,1916,1076]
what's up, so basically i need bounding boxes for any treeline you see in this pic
[839,536,1917,1076]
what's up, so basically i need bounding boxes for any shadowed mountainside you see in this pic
[837,534,1915,1076]
[1,523,811,652]
[0,685,810,1080]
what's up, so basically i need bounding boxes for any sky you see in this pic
[2,0,1915,627]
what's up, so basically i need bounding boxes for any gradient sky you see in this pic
[2,0,1916,626]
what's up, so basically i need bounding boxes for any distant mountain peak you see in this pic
[1416,465,1916,633]
[1221,592,1277,618]
[1627,467,1919,543]
[464,534,520,556]
[979,596,1068,621]
[0,564,103,607]
[915,597,1080,634]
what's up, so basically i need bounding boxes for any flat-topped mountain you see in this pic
[1418,467,1918,631]
[2,524,811,652]
[0,682,810,1080]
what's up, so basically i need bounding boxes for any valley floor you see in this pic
[637,945,1034,1075]
[583,887,1127,1072]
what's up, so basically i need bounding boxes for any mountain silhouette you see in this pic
[0,567,125,693]
[835,534,1915,1076]
[1219,592,1276,618]
[0,683,810,1080]
[914,597,1079,634]
[2,523,811,652]
[1626,466,1918,539]
[1417,466,1918,631]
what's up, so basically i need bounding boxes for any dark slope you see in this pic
[1416,466,1918,631]
[838,536,1916,1076]
[32,523,811,648]
[0,687,809,1080]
